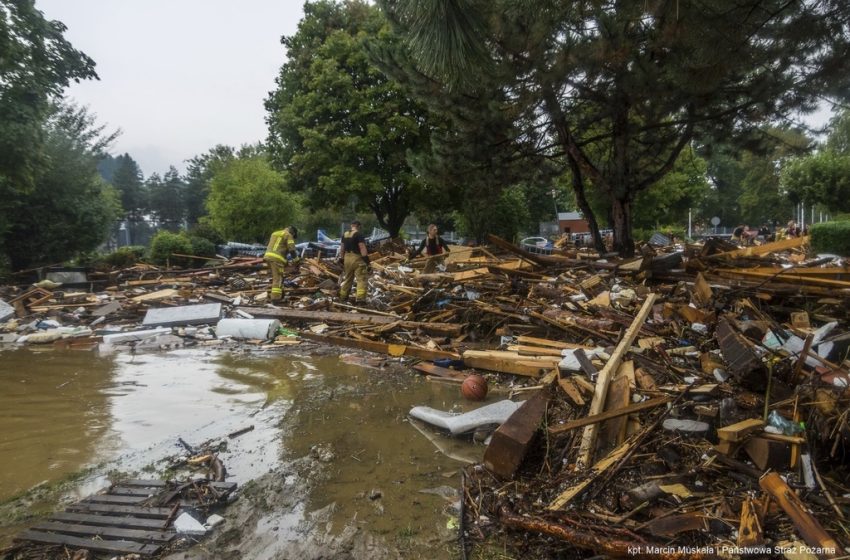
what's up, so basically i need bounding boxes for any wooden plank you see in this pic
[738,497,764,547]
[558,377,585,406]
[714,269,850,289]
[50,512,170,530]
[66,503,173,518]
[483,390,549,479]
[462,350,561,378]
[452,267,491,282]
[300,332,460,361]
[241,307,396,325]
[31,521,174,543]
[717,418,764,442]
[714,235,808,259]
[117,479,236,491]
[548,438,635,510]
[16,530,160,556]
[693,273,713,306]
[598,373,630,451]
[110,486,159,497]
[512,344,565,357]
[548,396,670,435]
[83,494,148,505]
[130,289,179,303]
[516,336,593,350]
[576,294,658,468]
[718,266,850,276]
[759,472,840,558]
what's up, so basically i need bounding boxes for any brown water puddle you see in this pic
[0,345,488,556]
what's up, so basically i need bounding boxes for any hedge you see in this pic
[810,221,850,256]
[148,231,193,266]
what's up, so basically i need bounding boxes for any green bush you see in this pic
[811,221,850,256]
[148,231,193,267]
[189,221,225,245]
[188,235,216,258]
[101,246,147,269]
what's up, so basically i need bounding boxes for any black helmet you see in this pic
[289,226,298,239]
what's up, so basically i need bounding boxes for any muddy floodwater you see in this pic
[0,346,486,557]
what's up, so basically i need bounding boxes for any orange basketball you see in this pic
[461,374,488,401]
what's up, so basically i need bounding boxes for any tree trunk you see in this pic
[567,154,605,253]
[611,197,635,257]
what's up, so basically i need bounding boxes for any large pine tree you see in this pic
[380,0,850,255]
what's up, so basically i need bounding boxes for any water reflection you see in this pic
[0,348,116,501]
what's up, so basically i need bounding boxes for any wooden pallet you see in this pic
[14,479,237,557]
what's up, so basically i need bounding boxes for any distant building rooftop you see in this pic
[557,211,583,221]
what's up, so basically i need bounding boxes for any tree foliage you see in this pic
[265,0,430,237]
[0,0,98,259]
[782,111,850,213]
[206,154,303,243]
[0,0,97,191]
[3,103,121,270]
[184,145,237,226]
[147,166,186,231]
[380,0,850,255]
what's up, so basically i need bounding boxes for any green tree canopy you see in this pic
[148,166,186,231]
[265,0,430,237]
[380,0,850,256]
[205,153,303,243]
[184,145,237,226]
[1,0,98,259]
[3,103,120,270]
[782,111,850,214]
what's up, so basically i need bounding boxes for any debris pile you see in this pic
[2,233,850,558]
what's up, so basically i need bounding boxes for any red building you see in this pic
[557,212,590,235]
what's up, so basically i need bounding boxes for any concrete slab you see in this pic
[92,301,122,317]
[409,400,522,436]
[0,299,14,322]
[142,303,222,328]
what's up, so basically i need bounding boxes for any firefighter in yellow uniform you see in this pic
[263,226,299,302]
[338,221,369,304]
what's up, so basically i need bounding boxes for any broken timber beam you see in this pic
[462,350,560,377]
[576,293,658,468]
[483,390,549,479]
[759,472,840,559]
[300,332,460,361]
[710,235,809,259]
[499,508,717,560]
[243,307,463,337]
[547,396,670,435]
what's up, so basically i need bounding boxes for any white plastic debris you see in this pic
[175,512,207,535]
[204,514,225,530]
[558,347,605,371]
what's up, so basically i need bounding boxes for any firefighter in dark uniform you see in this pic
[411,223,450,273]
[263,226,299,302]
[339,220,370,303]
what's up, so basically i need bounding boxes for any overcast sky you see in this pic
[37,0,305,176]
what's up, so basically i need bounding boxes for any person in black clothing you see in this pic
[412,224,451,272]
[338,221,370,303]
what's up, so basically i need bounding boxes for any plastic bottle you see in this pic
[766,410,804,436]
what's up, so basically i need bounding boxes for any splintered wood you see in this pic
[576,293,658,468]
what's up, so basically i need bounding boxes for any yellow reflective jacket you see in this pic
[264,229,296,262]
